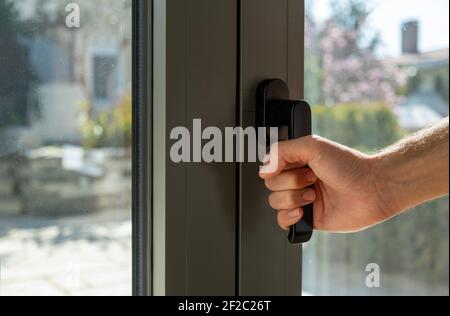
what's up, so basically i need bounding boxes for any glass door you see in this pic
[302,0,449,296]
[0,0,133,296]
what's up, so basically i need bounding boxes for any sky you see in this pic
[15,0,450,58]
[310,0,450,57]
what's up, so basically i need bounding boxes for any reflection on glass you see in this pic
[0,0,132,296]
[304,0,449,296]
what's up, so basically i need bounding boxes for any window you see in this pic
[0,0,132,296]
[93,55,118,100]
[303,0,449,296]
[2,0,446,297]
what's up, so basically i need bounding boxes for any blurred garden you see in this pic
[0,0,132,296]
[303,0,449,295]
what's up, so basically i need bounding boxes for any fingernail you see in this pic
[306,170,317,182]
[303,190,316,201]
[289,209,300,218]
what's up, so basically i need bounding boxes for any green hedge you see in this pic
[312,103,405,153]
[310,103,449,287]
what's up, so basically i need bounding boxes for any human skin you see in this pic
[259,117,449,233]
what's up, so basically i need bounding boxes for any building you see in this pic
[28,28,131,145]
[0,1,132,152]
[392,21,449,131]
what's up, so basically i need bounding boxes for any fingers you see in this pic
[265,168,317,191]
[259,136,321,232]
[269,188,316,210]
[277,208,304,231]
[259,136,319,180]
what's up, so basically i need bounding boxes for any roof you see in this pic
[387,48,449,70]
[394,103,444,131]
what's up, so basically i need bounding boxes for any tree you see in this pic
[310,0,406,106]
[0,0,37,128]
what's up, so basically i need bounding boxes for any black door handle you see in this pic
[256,79,314,244]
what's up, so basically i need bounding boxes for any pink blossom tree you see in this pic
[306,0,406,106]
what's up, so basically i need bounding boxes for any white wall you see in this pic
[34,83,85,144]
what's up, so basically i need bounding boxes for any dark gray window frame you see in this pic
[132,0,153,297]
[133,0,306,297]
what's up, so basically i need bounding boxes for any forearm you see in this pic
[372,117,449,216]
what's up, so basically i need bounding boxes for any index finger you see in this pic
[259,136,317,180]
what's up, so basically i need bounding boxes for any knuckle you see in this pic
[286,192,299,209]
[265,179,275,191]
[292,173,304,188]
[268,193,278,209]
[277,212,287,230]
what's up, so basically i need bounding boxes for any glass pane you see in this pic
[0,0,132,296]
[303,0,449,296]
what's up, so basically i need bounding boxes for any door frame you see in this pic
[132,0,306,296]
[132,0,153,297]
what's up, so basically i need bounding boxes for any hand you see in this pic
[259,136,394,233]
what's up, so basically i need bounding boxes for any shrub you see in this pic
[312,103,406,153]
[78,93,132,149]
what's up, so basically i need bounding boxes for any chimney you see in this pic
[402,20,419,54]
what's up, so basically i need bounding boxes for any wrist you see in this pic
[369,153,408,218]
[370,148,446,217]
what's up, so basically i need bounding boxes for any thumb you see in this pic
[259,136,318,180]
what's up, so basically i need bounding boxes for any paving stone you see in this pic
[0,279,64,296]
[0,210,131,296]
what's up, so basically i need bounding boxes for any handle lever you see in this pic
[256,79,314,244]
